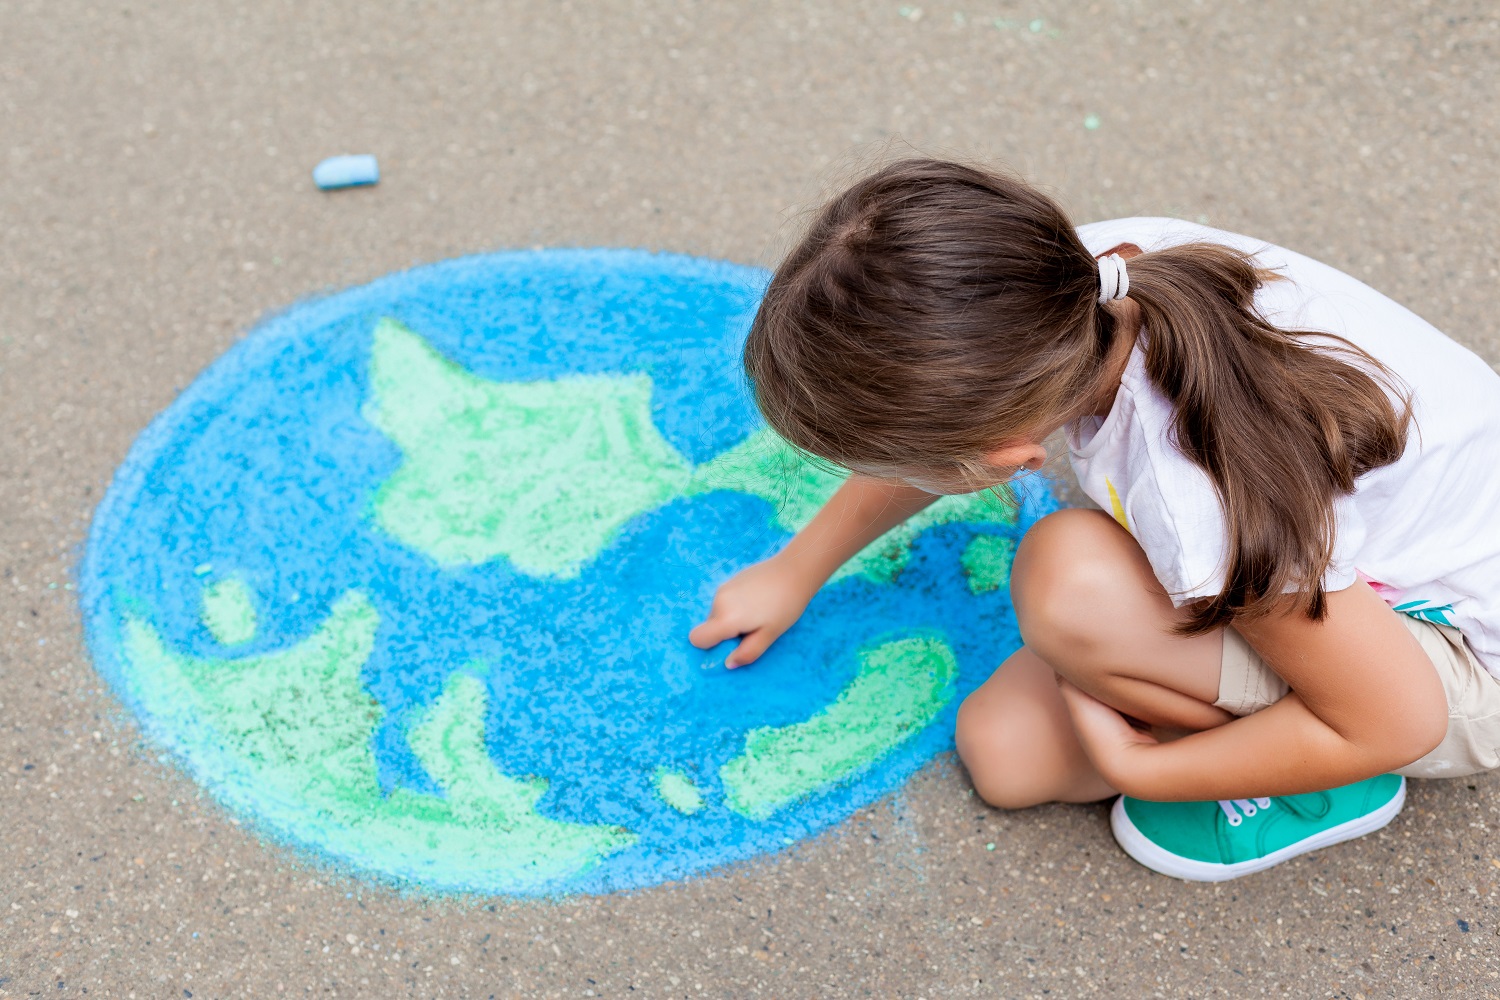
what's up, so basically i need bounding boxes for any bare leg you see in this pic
[956,645,1117,807]
[957,508,1234,809]
[1011,509,1233,732]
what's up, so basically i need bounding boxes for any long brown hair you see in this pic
[745,158,1411,633]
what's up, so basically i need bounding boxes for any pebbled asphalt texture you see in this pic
[3,2,1500,997]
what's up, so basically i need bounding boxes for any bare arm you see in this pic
[690,475,938,666]
[776,474,940,584]
[1059,580,1449,800]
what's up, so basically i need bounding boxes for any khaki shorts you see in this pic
[1219,615,1500,778]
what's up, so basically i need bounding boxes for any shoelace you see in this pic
[1217,797,1273,827]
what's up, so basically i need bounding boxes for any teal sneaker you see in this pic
[1110,774,1406,882]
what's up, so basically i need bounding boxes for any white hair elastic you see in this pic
[1096,253,1130,305]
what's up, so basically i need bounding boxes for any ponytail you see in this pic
[1124,244,1412,634]
[742,156,1410,634]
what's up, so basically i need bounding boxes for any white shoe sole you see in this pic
[1109,778,1407,882]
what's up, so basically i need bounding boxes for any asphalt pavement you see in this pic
[4,2,1500,996]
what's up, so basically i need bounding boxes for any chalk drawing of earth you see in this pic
[81,249,1054,896]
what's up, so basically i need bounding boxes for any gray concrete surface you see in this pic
[5,1,1500,996]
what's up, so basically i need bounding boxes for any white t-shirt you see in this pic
[1069,218,1500,679]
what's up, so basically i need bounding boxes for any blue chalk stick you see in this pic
[313,154,379,190]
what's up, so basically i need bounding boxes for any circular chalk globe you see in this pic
[81,249,1053,895]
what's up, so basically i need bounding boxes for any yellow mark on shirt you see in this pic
[1106,477,1130,533]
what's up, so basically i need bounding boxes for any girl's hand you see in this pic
[689,556,819,668]
[1056,678,1161,794]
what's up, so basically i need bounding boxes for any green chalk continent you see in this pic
[120,590,633,888]
[720,635,959,819]
[651,767,705,815]
[365,318,692,577]
[201,576,257,646]
[689,429,1018,584]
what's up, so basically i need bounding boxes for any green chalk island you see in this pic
[652,767,705,815]
[720,635,959,819]
[120,586,634,888]
[201,576,257,646]
[366,322,1018,585]
[960,534,1015,595]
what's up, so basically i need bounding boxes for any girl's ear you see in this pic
[1099,241,1145,261]
[983,440,1048,472]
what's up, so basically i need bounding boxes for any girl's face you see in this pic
[861,461,1021,497]
[861,439,1052,496]
[895,469,1007,496]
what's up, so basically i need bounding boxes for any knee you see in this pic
[954,692,1055,811]
[1011,509,1128,663]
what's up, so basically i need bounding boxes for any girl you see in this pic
[689,157,1500,881]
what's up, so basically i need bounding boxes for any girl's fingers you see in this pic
[1057,678,1138,754]
[688,614,742,649]
[725,628,778,669]
[1056,676,1106,716]
[1056,678,1161,771]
